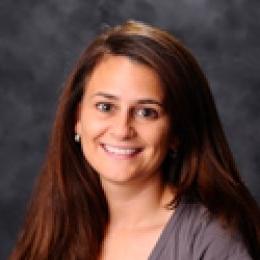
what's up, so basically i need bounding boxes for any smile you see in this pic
[101,144,142,157]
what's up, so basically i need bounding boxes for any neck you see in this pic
[101,173,175,230]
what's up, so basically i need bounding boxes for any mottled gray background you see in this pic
[0,0,259,258]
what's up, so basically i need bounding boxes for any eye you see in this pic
[95,102,114,112]
[135,107,159,119]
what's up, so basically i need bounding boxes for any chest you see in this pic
[99,225,164,260]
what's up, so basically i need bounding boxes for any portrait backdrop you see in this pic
[0,0,259,258]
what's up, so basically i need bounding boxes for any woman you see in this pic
[11,20,259,259]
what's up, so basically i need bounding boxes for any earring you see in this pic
[74,133,80,142]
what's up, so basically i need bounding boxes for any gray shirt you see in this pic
[148,196,252,260]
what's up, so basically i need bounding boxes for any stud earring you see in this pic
[74,133,80,142]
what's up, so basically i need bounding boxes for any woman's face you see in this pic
[75,55,173,186]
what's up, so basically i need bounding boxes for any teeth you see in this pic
[103,144,139,155]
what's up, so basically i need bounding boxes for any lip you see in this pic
[100,143,143,159]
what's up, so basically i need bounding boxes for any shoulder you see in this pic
[160,197,252,259]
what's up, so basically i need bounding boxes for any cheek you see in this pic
[79,116,107,162]
[81,118,107,140]
[145,123,171,149]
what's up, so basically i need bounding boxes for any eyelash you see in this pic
[95,102,114,112]
[135,107,159,119]
[95,102,159,119]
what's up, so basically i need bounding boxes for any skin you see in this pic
[75,55,176,259]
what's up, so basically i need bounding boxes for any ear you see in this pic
[74,103,82,135]
[75,121,81,135]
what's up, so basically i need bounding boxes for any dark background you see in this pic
[0,0,259,258]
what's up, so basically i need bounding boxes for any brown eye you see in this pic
[135,108,159,119]
[96,102,113,112]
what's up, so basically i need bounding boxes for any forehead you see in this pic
[84,55,165,102]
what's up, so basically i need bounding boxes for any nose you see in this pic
[109,110,136,140]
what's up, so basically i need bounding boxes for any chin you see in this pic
[98,171,138,184]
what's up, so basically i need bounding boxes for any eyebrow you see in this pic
[92,92,163,107]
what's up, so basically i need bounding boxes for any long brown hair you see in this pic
[10,20,259,259]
